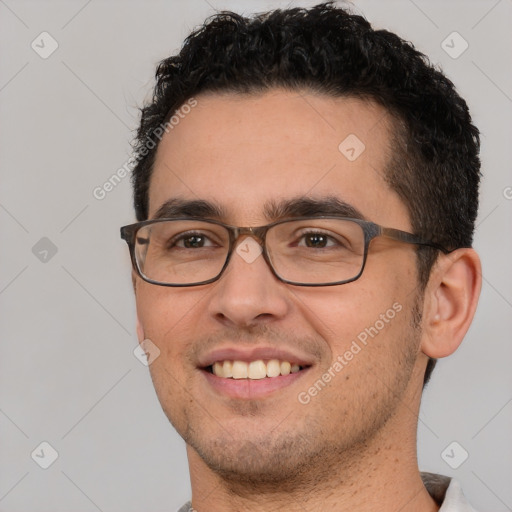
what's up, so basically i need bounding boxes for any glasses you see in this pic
[120,216,449,287]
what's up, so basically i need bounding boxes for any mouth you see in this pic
[205,359,309,379]
[197,346,315,399]
[200,358,312,399]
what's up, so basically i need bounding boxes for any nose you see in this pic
[206,236,290,328]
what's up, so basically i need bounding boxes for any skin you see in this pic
[133,90,482,511]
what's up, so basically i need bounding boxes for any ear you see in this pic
[420,248,482,358]
[136,314,145,343]
[132,272,145,343]
[131,270,138,294]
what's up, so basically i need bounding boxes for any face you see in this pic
[135,90,426,486]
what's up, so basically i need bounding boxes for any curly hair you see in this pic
[130,2,481,385]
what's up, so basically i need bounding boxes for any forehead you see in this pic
[148,89,410,229]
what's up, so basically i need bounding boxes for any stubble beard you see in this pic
[158,298,424,497]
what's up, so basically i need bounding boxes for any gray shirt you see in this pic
[177,472,478,511]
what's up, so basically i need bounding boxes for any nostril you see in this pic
[255,313,274,320]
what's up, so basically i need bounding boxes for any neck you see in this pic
[186,375,438,512]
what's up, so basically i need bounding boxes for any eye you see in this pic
[172,232,216,249]
[298,232,339,248]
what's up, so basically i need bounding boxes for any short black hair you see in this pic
[130,2,481,385]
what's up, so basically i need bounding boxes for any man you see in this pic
[121,3,482,510]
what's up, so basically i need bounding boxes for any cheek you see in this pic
[135,283,206,377]
[292,283,401,348]
[135,284,203,425]
[290,252,418,367]
[300,287,418,396]
[137,282,203,336]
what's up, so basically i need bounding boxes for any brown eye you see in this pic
[304,233,328,248]
[181,235,206,248]
[298,231,340,249]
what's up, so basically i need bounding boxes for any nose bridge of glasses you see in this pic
[231,226,266,247]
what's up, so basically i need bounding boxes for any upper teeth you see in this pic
[212,360,302,379]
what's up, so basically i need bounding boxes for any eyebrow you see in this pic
[152,198,227,220]
[264,196,366,221]
[151,196,366,222]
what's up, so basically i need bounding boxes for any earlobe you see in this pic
[421,248,482,359]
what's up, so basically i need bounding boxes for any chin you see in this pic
[192,436,311,487]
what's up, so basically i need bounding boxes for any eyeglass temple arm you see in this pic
[379,226,451,253]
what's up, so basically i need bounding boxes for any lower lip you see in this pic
[201,368,309,399]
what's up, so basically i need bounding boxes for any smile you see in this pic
[208,359,306,379]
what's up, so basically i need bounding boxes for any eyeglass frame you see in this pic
[120,215,451,288]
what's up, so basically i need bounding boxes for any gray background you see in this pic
[1,1,511,511]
